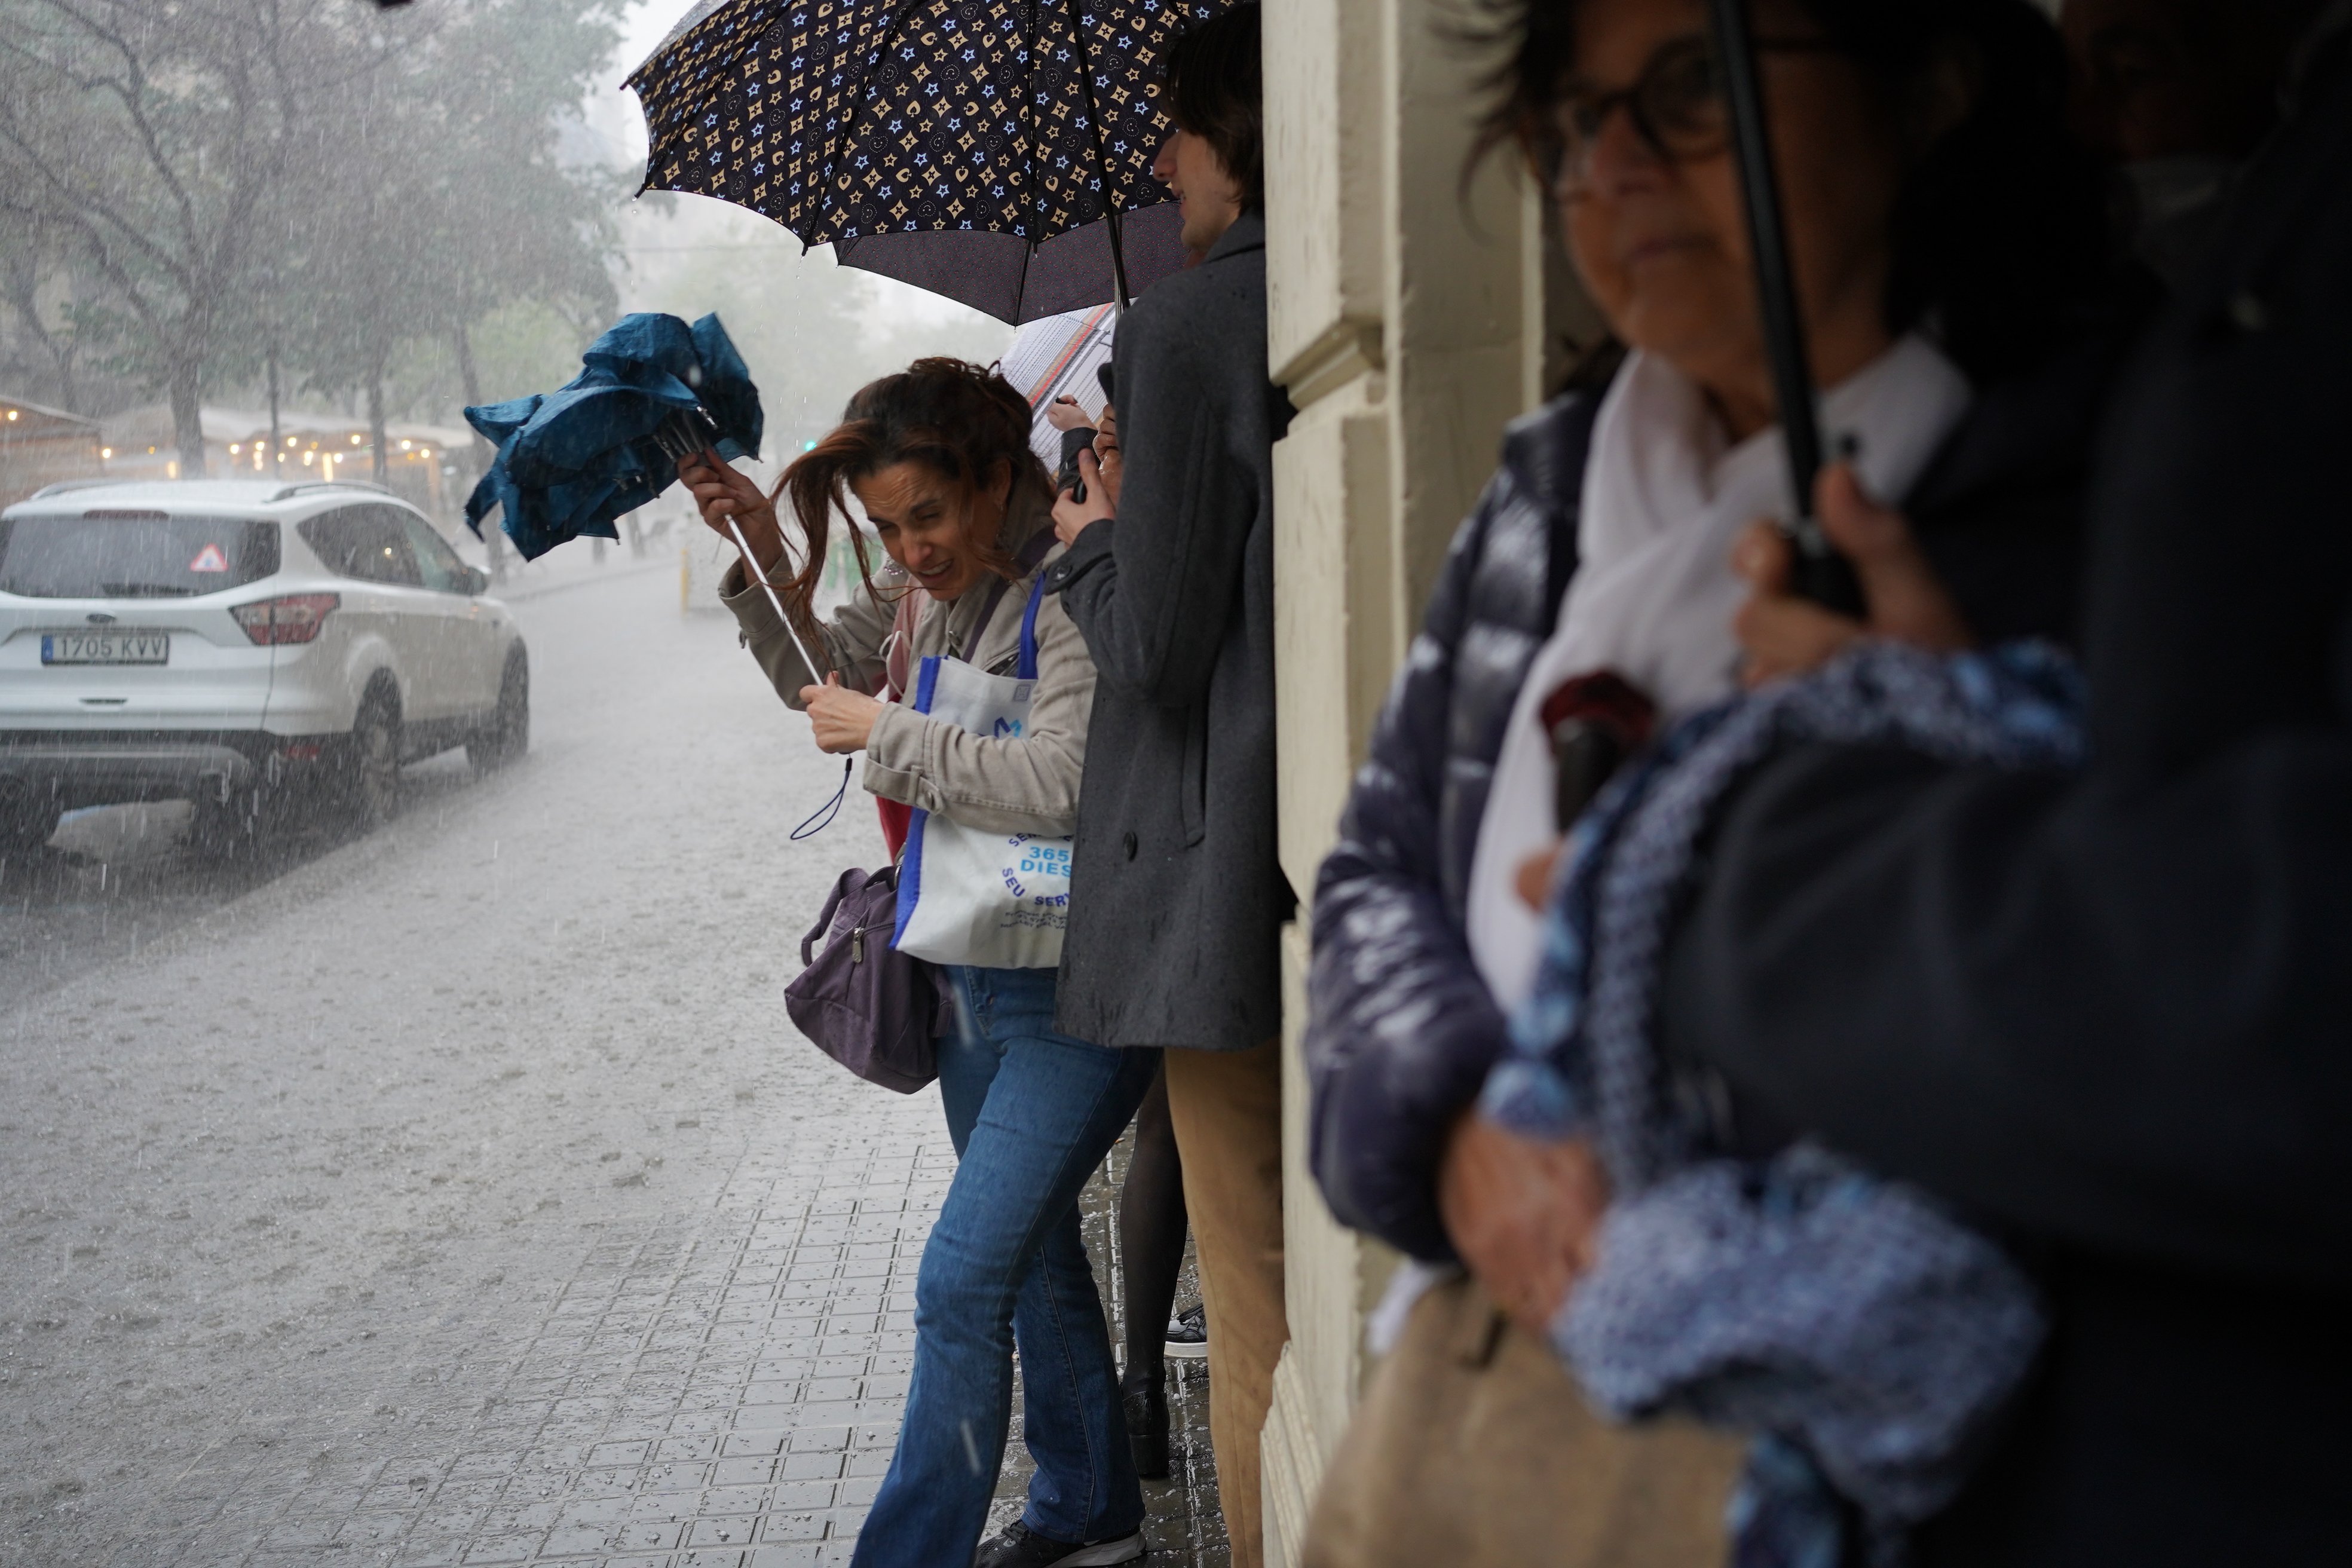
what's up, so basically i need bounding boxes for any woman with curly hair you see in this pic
[682,358,1154,1568]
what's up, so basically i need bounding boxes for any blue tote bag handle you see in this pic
[1016,573,1048,682]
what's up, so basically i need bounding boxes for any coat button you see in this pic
[1122,831,1138,860]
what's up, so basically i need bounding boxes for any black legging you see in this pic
[1119,1061,1188,1391]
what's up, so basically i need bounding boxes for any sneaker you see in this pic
[1123,1380,1169,1480]
[972,1519,1146,1567]
[1164,1302,1207,1360]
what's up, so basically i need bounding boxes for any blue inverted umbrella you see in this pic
[463,311,762,561]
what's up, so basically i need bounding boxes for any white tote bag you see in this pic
[891,577,1073,969]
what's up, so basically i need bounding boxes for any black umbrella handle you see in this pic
[1105,209,1133,312]
[1705,0,1864,619]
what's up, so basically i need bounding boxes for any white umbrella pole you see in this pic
[724,514,827,687]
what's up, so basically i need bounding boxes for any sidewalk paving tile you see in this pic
[99,1103,1226,1567]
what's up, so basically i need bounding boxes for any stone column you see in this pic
[1258,0,1553,1559]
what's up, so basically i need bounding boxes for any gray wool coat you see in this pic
[1046,212,1294,1051]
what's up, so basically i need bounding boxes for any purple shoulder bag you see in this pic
[782,535,1052,1091]
[783,865,950,1094]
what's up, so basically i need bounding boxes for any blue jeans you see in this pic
[851,964,1159,1566]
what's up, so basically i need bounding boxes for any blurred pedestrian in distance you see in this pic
[1045,7,1293,1564]
[679,359,1157,1568]
[1302,0,2138,1560]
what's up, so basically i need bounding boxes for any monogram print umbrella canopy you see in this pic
[627,0,1230,323]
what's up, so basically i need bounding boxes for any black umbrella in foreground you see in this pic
[833,200,1189,324]
[626,0,1229,322]
[1704,0,1865,615]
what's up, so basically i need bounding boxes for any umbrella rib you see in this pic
[1022,0,1045,251]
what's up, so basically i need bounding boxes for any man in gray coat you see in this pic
[1046,8,1291,1563]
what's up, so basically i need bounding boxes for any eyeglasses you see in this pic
[1527,34,1845,194]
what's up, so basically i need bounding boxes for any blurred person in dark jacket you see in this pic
[1305,0,2127,1327]
[2062,0,2331,283]
[1649,6,2352,1563]
[1046,7,1293,1565]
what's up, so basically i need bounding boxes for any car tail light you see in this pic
[231,592,339,645]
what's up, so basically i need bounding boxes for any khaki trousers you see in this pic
[1163,1040,1288,1568]
[1303,1275,1742,1568]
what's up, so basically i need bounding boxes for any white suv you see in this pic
[0,478,528,852]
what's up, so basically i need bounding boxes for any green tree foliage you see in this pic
[0,0,623,474]
[0,0,347,468]
[284,0,624,480]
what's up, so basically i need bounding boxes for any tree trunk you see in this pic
[367,356,388,485]
[452,322,509,580]
[169,357,207,477]
[452,322,491,455]
[267,350,283,479]
[1,261,78,412]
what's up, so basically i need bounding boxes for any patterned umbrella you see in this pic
[625,0,1229,323]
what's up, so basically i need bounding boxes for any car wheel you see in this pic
[469,651,529,772]
[190,778,295,859]
[339,691,403,830]
[0,790,61,858]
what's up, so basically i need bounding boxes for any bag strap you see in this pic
[1016,574,1049,682]
[881,589,921,701]
[960,526,1059,663]
[801,869,857,965]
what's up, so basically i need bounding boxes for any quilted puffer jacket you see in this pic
[1307,314,2142,1260]
[1303,394,1599,1260]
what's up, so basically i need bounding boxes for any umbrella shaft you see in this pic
[1707,0,1863,617]
[1107,209,1132,313]
[725,516,828,687]
[1706,0,1823,519]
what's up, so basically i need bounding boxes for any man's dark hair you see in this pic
[1162,2,1264,209]
[1471,0,2119,381]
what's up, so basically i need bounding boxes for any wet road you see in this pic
[0,564,1223,1567]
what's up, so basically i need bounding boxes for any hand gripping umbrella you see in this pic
[624,0,1233,323]
[1705,0,1866,616]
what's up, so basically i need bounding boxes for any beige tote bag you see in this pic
[1303,1276,1745,1568]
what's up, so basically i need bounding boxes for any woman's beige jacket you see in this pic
[719,494,1095,838]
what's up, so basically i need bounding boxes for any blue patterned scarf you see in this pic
[1480,642,2085,1567]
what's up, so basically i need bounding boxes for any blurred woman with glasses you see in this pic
[1298,1,2146,1558]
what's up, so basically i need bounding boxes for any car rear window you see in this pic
[0,512,281,598]
[298,506,421,587]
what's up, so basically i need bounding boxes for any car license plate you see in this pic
[41,632,169,665]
